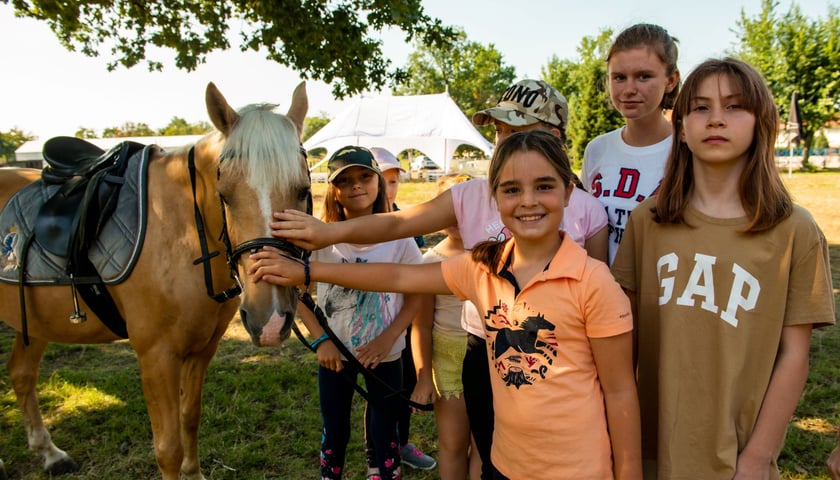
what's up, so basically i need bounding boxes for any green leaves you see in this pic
[5,0,458,98]
[394,29,517,143]
[735,0,840,165]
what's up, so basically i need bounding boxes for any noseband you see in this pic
[187,145,311,303]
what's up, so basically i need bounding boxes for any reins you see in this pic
[284,255,433,412]
[187,146,242,303]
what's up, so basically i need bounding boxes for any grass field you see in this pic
[0,172,838,479]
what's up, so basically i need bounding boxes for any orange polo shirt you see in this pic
[441,236,632,479]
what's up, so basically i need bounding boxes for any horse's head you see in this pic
[205,81,310,347]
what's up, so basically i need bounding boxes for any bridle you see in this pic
[187,145,311,304]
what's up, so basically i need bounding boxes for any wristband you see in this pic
[310,332,329,350]
[303,257,311,289]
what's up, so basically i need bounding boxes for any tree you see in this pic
[735,0,840,167]
[394,29,516,142]
[0,128,34,162]
[74,127,98,138]
[158,117,213,136]
[302,112,331,142]
[542,29,623,168]
[102,122,155,137]
[3,0,457,98]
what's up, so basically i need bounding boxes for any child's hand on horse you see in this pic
[248,247,304,286]
[271,209,332,251]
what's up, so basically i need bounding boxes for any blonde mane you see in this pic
[218,103,309,192]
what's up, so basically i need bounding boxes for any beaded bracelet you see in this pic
[303,257,311,289]
[310,332,329,350]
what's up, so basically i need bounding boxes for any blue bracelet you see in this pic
[304,257,311,289]
[310,332,329,350]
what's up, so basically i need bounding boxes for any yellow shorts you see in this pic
[431,329,468,400]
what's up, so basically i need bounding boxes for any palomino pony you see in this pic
[0,82,310,479]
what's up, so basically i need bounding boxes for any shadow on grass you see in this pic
[0,320,439,480]
[2,242,836,479]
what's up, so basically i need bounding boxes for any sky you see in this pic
[1,0,835,140]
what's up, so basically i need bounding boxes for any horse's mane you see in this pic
[218,103,309,191]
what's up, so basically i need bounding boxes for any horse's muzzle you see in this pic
[240,309,292,347]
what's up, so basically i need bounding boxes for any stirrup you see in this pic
[68,273,87,324]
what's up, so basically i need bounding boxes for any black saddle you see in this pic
[41,136,111,184]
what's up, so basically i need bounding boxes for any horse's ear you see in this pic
[206,82,239,136]
[287,81,308,140]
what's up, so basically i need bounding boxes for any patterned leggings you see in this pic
[318,359,403,479]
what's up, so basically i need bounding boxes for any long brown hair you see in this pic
[655,57,792,232]
[471,130,574,272]
[321,173,390,223]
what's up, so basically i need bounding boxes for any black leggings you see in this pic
[462,332,494,480]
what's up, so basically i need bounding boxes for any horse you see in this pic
[0,81,311,479]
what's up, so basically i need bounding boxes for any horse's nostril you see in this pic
[239,310,247,327]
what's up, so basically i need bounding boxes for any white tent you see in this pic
[303,92,493,172]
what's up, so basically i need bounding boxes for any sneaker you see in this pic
[399,442,437,470]
[366,467,381,480]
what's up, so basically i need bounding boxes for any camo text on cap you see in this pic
[370,147,405,173]
[472,79,568,130]
[327,146,381,183]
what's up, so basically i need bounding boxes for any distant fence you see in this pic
[775,155,840,170]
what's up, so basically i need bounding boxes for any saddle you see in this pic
[20,137,146,338]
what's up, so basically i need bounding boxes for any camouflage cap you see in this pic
[472,79,568,130]
[327,146,381,183]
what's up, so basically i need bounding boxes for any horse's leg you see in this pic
[136,347,186,480]
[178,343,222,480]
[7,334,79,474]
[0,458,6,480]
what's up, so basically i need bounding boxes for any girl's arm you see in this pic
[733,324,812,480]
[270,189,457,251]
[356,293,422,368]
[248,249,452,295]
[409,294,437,410]
[590,331,642,480]
[828,440,840,479]
[296,301,344,372]
[583,225,609,263]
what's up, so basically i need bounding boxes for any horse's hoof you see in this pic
[46,457,80,475]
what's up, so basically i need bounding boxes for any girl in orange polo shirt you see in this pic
[250,130,642,480]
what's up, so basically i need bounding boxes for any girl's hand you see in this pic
[248,248,304,286]
[316,339,343,372]
[356,334,396,369]
[732,450,770,480]
[409,379,436,413]
[271,209,331,251]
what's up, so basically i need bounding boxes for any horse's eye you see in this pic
[297,188,310,203]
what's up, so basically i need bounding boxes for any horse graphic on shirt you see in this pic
[486,312,557,389]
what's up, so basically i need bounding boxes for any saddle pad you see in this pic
[0,145,152,285]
